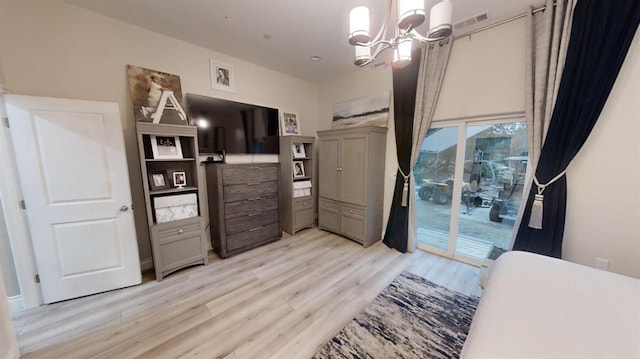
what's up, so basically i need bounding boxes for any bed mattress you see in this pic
[461,251,640,358]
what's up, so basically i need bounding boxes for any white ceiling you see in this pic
[65,0,536,83]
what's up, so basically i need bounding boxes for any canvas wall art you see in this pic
[332,91,391,128]
[127,65,190,125]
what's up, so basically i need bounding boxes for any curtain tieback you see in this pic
[529,169,567,229]
[398,167,411,207]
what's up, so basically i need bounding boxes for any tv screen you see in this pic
[186,93,280,155]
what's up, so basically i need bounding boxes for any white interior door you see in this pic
[5,95,141,304]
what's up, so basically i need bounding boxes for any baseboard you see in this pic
[8,295,24,313]
[140,257,154,272]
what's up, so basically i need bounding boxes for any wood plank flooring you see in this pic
[12,228,484,359]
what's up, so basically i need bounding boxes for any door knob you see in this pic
[119,205,129,212]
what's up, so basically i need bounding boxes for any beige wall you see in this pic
[0,202,19,297]
[563,33,640,278]
[0,270,19,359]
[0,0,318,275]
[317,68,396,232]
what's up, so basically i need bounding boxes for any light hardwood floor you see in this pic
[12,227,484,358]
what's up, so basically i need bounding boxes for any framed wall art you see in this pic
[210,59,235,93]
[127,65,190,125]
[281,112,301,136]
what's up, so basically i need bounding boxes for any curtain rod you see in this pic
[453,4,547,40]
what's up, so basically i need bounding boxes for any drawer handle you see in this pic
[350,210,354,214]
[248,212,260,217]
[178,229,184,234]
[247,182,261,186]
[246,166,261,169]
[249,226,263,232]
[248,197,262,201]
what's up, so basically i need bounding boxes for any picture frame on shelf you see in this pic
[151,135,183,159]
[281,112,301,136]
[293,161,305,178]
[292,143,306,158]
[172,171,186,188]
[210,59,235,93]
[148,171,169,191]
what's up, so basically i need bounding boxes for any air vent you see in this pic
[453,11,489,31]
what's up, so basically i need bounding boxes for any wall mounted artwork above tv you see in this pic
[186,93,280,155]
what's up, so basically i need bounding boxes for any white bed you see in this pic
[461,251,640,359]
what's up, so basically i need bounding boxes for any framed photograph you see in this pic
[151,135,183,159]
[148,171,169,191]
[172,171,186,188]
[292,143,306,158]
[210,59,235,93]
[281,112,301,136]
[293,161,306,178]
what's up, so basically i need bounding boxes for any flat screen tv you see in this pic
[186,93,280,155]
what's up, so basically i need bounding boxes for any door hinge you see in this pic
[2,117,8,128]
[20,200,26,210]
[35,274,40,283]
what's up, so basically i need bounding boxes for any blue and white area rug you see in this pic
[313,272,479,359]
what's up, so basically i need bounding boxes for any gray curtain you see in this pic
[510,0,575,246]
[407,39,453,251]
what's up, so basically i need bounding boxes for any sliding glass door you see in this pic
[414,117,528,264]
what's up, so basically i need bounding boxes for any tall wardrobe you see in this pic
[317,126,387,247]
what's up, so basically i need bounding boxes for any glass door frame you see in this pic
[416,113,527,267]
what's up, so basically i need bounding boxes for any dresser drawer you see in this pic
[225,209,279,235]
[223,181,278,203]
[222,165,278,185]
[226,222,280,252]
[341,204,366,243]
[318,198,340,232]
[154,217,202,244]
[224,196,278,220]
[158,232,204,269]
[294,197,313,210]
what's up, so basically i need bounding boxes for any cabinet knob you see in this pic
[350,209,354,214]
[178,229,184,234]
[119,205,129,212]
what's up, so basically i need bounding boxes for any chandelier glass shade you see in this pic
[349,0,453,67]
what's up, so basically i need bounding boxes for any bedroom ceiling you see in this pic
[65,0,537,83]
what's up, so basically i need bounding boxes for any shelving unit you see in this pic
[279,135,315,235]
[136,122,208,280]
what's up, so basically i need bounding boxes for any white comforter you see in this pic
[461,251,640,359]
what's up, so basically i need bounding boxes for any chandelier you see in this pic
[348,0,453,67]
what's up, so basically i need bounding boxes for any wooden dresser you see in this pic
[205,163,281,258]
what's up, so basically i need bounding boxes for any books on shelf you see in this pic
[293,180,312,198]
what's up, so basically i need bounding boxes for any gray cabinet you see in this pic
[317,126,387,247]
[279,136,315,234]
[205,163,281,258]
[136,122,209,281]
